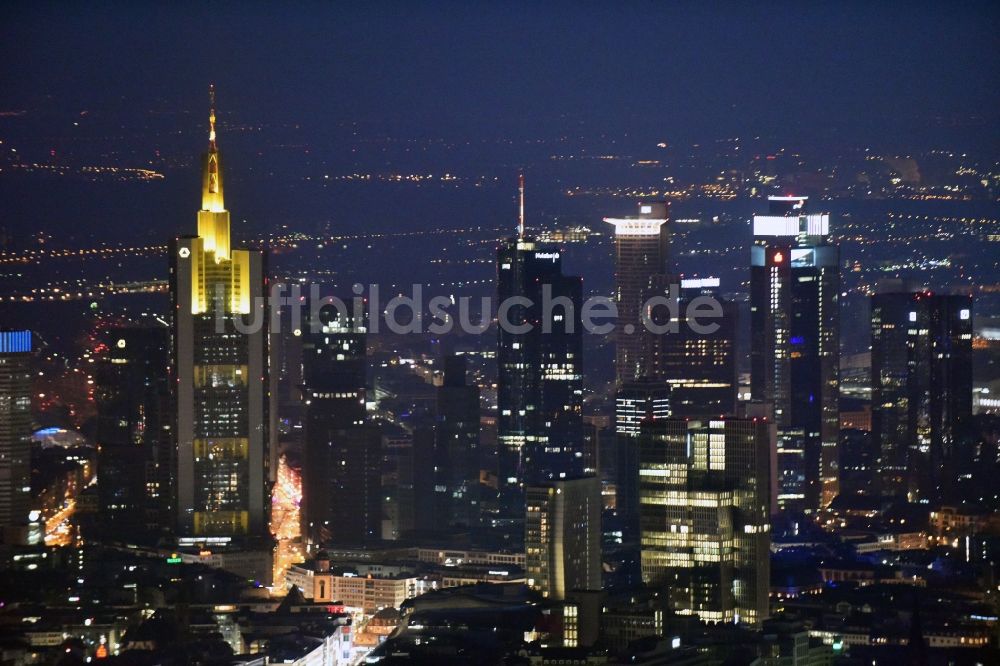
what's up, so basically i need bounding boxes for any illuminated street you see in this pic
[43,498,76,547]
[271,454,304,592]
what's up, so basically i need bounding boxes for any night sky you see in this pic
[2,2,998,147]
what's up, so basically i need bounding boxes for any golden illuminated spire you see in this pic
[201,84,225,213]
[208,84,217,150]
[197,84,230,261]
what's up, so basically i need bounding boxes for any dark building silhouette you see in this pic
[301,300,371,545]
[871,286,973,501]
[322,425,382,545]
[274,307,306,454]
[581,420,605,478]
[838,428,875,499]
[398,415,437,536]
[435,355,482,527]
[94,325,173,539]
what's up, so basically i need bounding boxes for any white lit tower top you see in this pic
[749,194,839,512]
[752,196,829,244]
[604,201,669,238]
[604,201,670,385]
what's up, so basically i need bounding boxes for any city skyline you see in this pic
[1,4,998,665]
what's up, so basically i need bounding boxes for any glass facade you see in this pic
[94,326,172,536]
[525,476,602,600]
[639,418,771,627]
[871,288,973,500]
[301,301,374,545]
[0,331,33,534]
[750,196,839,512]
[497,237,583,494]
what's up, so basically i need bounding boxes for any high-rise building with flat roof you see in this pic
[646,277,739,418]
[614,379,671,542]
[639,417,771,627]
[94,325,172,538]
[302,300,368,545]
[750,196,839,512]
[324,425,383,545]
[435,355,483,527]
[170,88,274,539]
[525,476,602,600]
[871,285,973,501]
[0,330,33,542]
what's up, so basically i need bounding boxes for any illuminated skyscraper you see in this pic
[615,380,672,437]
[614,379,671,542]
[638,418,771,627]
[171,88,274,539]
[497,178,583,495]
[525,476,602,600]
[605,202,670,385]
[871,285,973,501]
[0,330,33,543]
[646,277,739,418]
[750,196,839,512]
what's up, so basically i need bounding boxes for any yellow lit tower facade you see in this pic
[170,88,274,540]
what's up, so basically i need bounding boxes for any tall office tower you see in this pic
[838,428,874,499]
[525,476,602,600]
[301,300,368,545]
[275,309,305,441]
[604,202,670,384]
[639,418,771,627]
[94,326,172,538]
[435,355,482,527]
[277,326,304,405]
[583,418,616,481]
[646,277,739,418]
[171,88,274,539]
[326,425,382,545]
[750,196,839,513]
[0,330,33,543]
[497,177,584,495]
[398,416,437,535]
[580,421,605,478]
[614,379,671,542]
[871,286,973,501]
